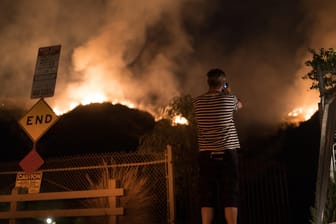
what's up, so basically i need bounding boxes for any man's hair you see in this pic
[207,68,226,88]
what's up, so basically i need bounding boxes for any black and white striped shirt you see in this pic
[193,92,240,152]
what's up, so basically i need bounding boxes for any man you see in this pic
[192,68,243,224]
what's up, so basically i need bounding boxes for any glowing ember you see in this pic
[172,115,189,126]
[287,104,318,122]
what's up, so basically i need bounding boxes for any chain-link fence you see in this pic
[0,151,167,224]
[172,149,289,224]
[0,147,291,224]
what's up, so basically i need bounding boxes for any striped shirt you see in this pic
[193,92,240,152]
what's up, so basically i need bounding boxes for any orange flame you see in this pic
[172,115,189,126]
[287,104,318,123]
[53,98,135,116]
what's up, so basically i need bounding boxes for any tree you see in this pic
[304,48,336,224]
[303,48,336,93]
[138,94,197,153]
[164,94,196,126]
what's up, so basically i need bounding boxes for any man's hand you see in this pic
[222,86,232,95]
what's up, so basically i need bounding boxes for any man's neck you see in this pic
[208,87,222,93]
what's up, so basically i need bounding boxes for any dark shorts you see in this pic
[199,149,239,208]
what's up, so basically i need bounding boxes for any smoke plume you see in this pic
[0,0,336,136]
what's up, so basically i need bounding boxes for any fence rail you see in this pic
[0,148,290,224]
[0,179,124,224]
[0,151,167,224]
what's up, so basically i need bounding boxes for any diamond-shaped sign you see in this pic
[19,148,45,173]
[19,98,58,142]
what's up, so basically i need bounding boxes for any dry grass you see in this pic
[84,160,156,224]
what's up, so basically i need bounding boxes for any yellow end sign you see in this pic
[19,98,58,142]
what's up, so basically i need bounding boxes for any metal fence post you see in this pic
[167,145,175,224]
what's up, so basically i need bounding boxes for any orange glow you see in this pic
[287,104,318,123]
[53,98,136,116]
[51,67,138,115]
[172,115,189,126]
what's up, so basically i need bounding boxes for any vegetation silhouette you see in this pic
[0,102,155,161]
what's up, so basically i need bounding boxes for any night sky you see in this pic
[0,0,335,136]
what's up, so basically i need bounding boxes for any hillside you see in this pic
[0,103,155,161]
[0,102,323,223]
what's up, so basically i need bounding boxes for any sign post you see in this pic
[17,44,62,176]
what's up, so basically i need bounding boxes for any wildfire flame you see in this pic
[287,104,318,123]
[172,115,189,126]
[52,91,135,116]
[53,99,135,116]
[53,96,190,127]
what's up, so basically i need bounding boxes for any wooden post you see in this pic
[9,188,18,224]
[167,145,175,224]
[108,179,118,224]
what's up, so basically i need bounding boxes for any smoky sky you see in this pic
[0,0,335,134]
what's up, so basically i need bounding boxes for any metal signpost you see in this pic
[17,45,61,186]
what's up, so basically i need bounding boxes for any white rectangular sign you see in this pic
[31,45,61,99]
[15,171,43,194]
